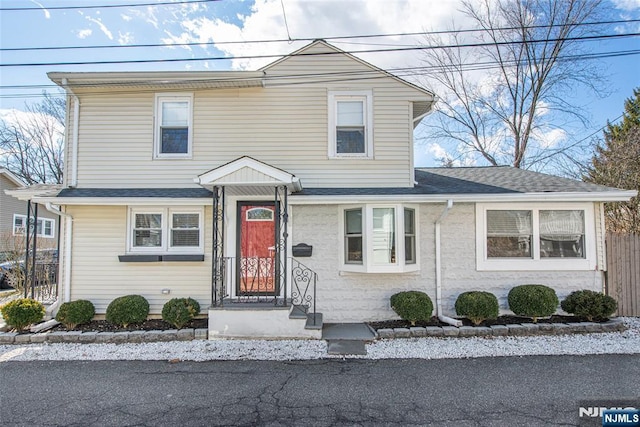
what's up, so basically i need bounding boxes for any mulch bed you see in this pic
[49,318,209,333]
[367,315,607,330]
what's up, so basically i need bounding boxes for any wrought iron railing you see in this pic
[290,258,317,325]
[4,260,59,304]
[212,256,317,323]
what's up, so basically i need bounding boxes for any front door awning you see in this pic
[195,156,302,195]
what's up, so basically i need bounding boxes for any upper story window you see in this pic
[476,203,594,271]
[328,91,373,158]
[154,93,193,159]
[13,214,54,238]
[341,204,418,273]
[128,207,203,253]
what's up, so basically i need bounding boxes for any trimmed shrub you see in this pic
[162,297,201,329]
[105,295,149,328]
[0,298,45,330]
[455,291,500,326]
[561,290,617,321]
[55,299,95,329]
[508,284,558,322]
[390,291,433,326]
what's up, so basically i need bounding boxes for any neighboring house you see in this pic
[9,41,635,338]
[0,168,58,250]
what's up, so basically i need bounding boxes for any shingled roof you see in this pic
[43,166,633,202]
[296,166,626,197]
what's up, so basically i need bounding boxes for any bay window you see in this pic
[341,204,418,273]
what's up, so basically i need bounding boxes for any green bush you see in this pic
[390,291,433,326]
[561,290,617,321]
[455,291,500,326]
[508,284,558,322]
[161,297,201,329]
[105,295,149,328]
[0,298,45,330]
[55,299,95,329]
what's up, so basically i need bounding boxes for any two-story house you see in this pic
[11,41,635,338]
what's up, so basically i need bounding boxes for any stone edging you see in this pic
[375,318,627,339]
[0,328,209,345]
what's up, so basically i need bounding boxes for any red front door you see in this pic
[237,202,277,295]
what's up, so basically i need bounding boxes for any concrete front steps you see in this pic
[207,304,377,356]
[208,303,322,339]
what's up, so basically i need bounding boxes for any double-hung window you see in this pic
[476,203,595,271]
[328,91,373,158]
[154,93,193,158]
[341,205,418,273]
[129,207,203,253]
[13,214,55,238]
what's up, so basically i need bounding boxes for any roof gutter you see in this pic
[62,78,79,188]
[45,203,73,304]
[435,200,462,327]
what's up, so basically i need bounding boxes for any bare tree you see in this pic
[419,0,604,169]
[0,92,65,184]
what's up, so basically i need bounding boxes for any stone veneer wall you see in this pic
[291,203,603,323]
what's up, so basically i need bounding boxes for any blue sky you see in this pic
[0,0,638,167]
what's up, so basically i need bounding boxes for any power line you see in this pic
[1,48,638,98]
[0,0,220,11]
[1,31,638,68]
[2,18,639,52]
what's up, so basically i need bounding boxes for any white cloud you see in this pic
[85,15,113,40]
[29,0,50,19]
[533,128,567,149]
[118,31,134,45]
[76,29,93,39]
[121,14,133,22]
[0,109,64,136]
[612,0,640,11]
[162,0,468,71]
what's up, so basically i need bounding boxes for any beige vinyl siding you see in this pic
[0,175,25,236]
[71,44,429,188]
[67,205,211,314]
[595,202,606,271]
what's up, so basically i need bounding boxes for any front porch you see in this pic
[199,157,322,339]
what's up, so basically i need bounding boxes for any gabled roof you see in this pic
[260,39,435,99]
[0,168,25,187]
[195,156,302,193]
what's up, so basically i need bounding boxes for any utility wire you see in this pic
[1,31,638,68]
[2,18,639,52]
[0,0,220,11]
[1,48,638,98]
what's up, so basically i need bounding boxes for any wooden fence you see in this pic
[606,232,640,316]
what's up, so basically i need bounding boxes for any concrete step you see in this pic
[289,304,308,319]
[305,313,323,330]
[327,339,367,356]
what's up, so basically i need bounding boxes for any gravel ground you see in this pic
[1,317,639,362]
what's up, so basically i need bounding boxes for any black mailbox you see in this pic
[292,243,313,257]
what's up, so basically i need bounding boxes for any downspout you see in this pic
[62,78,79,187]
[45,203,73,304]
[435,199,462,326]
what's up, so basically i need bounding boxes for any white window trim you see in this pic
[13,214,55,238]
[328,90,373,159]
[153,93,194,159]
[339,204,419,273]
[127,207,204,254]
[475,203,596,271]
